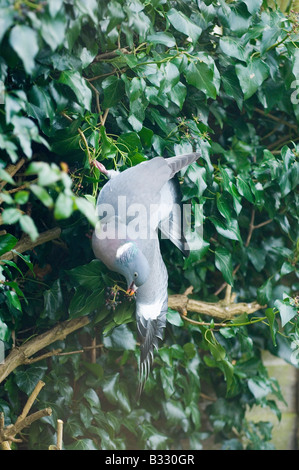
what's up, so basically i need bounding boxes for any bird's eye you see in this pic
[134,272,138,278]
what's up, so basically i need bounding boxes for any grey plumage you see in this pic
[92,152,200,395]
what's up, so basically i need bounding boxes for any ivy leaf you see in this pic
[19,215,39,241]
[0,234,18,256]
[14,366,47,395]
[103,324,136,351]
[257,278,273,305]
[0,168,16,186]
[166,8,202,43]
[102,76,125,109]
[9,25,39,74]
[54,193,74,220]
[235,58,269,99]
[66,439,98,450]
[69,287,103,318]
[216,193,232,222]
[265,308,277,346]
[75,197,98,226]
[219,37,248,62]
[215,246,234,286]
[147,32,176,47]
[39,13,66,51]
[58,71,92,111]
[185,60,217,99]
[67,259,102,290]
[30,184,54,208]
[274,298,298,328]
[6,290,22,312]
[167,309,184,327]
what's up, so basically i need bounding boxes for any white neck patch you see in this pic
[116,242,136,261]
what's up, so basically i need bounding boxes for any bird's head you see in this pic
[114,242,150,295]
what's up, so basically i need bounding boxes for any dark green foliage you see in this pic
[0,0,298,450]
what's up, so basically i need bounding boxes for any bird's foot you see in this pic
[92,160,108,175]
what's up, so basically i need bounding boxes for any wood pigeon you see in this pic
[92,153,199,395]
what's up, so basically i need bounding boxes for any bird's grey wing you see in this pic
[97,153,200,213]
[97,157,172,211]
[158,177,190,257]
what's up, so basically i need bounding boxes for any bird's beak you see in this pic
[126,282,137,296]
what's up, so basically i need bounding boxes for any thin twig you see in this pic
[16,380,45,425]
[253,219,273,229]
[78,128,92,164]
[87,81,102,116]
[0,227,61,262]
[86,68,127,82]
[93,47,130,61]
[56,419,63,450]
[254,107,298,130]
[245,209,255,247]
[0,158,26,191]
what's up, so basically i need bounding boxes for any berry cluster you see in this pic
[105,285,136,311]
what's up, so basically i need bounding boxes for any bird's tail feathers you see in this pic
[136,312,166,399]
[166,153,200,178]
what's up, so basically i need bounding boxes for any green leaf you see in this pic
[66,439,98,450]
[75,197,98,226]
[0,234,18,256]
[221,69,243,110]
[248,377,271,400]
[247,245,266,272]
[274,298,298,328]
[19,215,39,241]
[26,162,61,186]
[265,308,277,346]
[69,287,103,318]
[163,400,188,431]
[216,193,232,222]
[9,25,39,74]
[58,71,92,111]
[43,279,64,322]
[215,246,234,286]
[54,193,74,220]
[219,37,248,62]
[102,372,131,413]
[167,8,202,43]
[27,85,55,126]
[103,324,136,351]
[0,7,14,43]
[235,58,269,100]
[14,366,47,395]
[210,216,242,243]
[14,190,29,205]
[236,175,254,203]
[39,13,66,51]
[185,60,217,99]
[67,259,102,290]
[0,168,16,186]
[102,76,125,109]
[0,318,10,342]
[167,308,184,327]
[147,32,176,47]
[243,0,262,14]
[1,208,21,225]
[257,278,273,305]
[30,184,54,208]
